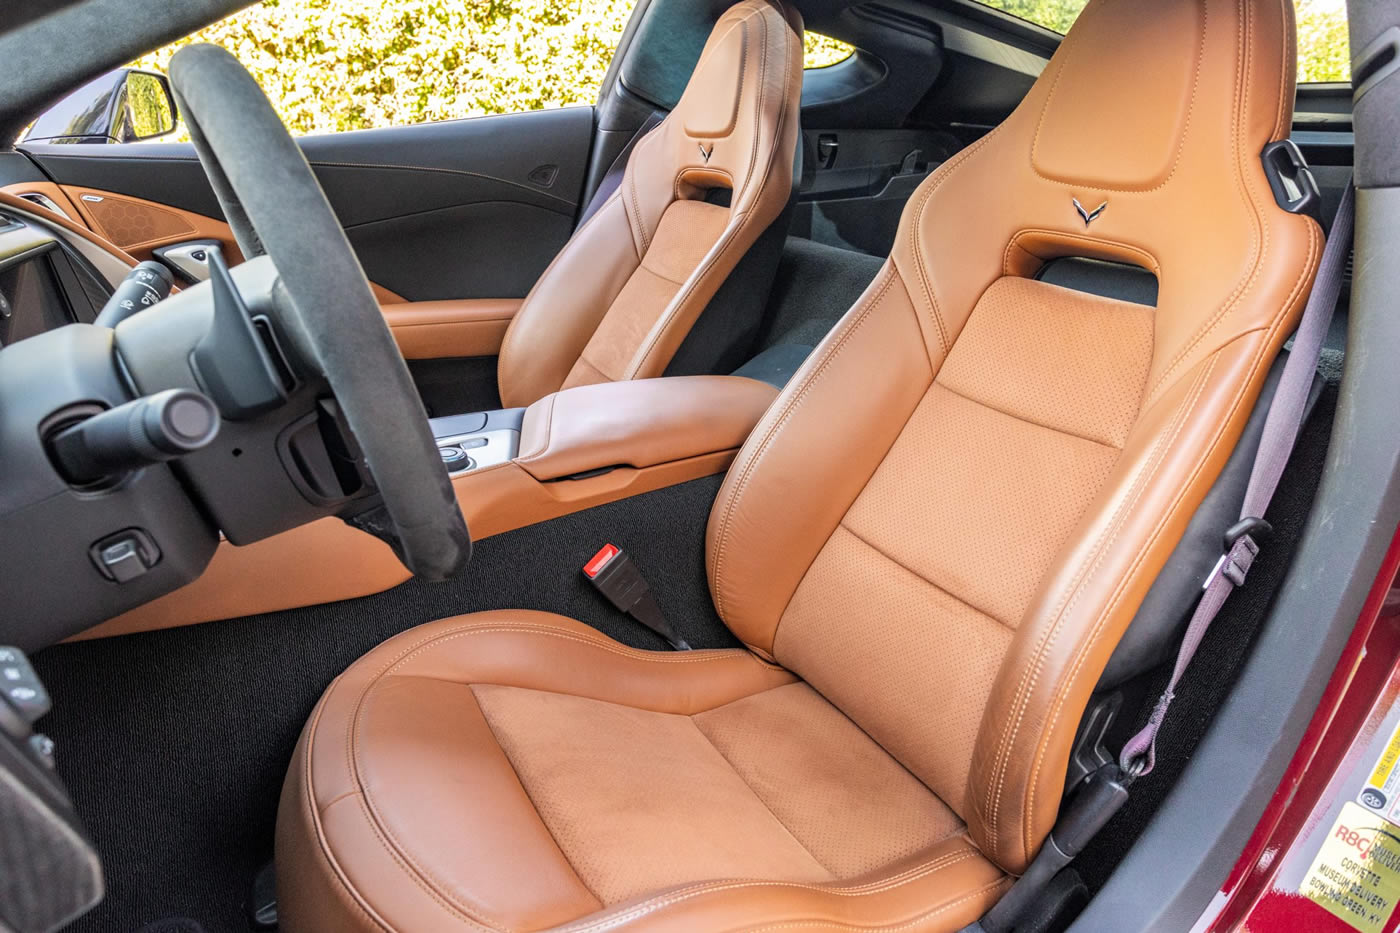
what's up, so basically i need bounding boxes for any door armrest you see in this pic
[514,376,778,482]
[383,298,520,359]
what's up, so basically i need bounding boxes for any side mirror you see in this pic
[23,68,177,145]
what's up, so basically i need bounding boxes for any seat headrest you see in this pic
[889,0,1313,411]
[619,0,803,255]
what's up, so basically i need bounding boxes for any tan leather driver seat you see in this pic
[278,0,1320,929]
[494,0,803,408]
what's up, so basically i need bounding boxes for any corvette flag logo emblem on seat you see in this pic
[1073,197,1108,227]
[698,142,714,163]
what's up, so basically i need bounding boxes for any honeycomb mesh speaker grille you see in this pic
[82,195,195,248]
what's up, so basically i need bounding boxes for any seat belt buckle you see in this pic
[583,544,690,651]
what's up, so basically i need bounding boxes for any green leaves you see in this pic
[129,0,1349,142]
[132,0,638,136]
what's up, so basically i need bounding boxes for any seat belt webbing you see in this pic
[575,110,666,228]
[969,183,1356,933]
[1119,180,1355,777]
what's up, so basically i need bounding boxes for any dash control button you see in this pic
[439,445,468,465]
[0,646,51,724]
[90,529,161,583]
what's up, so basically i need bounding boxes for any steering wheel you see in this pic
[167,44,470,580]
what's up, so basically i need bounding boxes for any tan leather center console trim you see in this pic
[76,452,740,641]
[384,298,521,360]
[516,376,778,481]
[75,377,777,641]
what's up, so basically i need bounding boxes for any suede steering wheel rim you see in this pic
[168,43,470,580]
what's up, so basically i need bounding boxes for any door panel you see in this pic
[19,105,593,302]
[18,105,595,414]
[792,127,962,257]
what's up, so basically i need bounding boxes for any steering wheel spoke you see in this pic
[168,43,470,580]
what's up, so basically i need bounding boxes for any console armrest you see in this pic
[515,376,777,482]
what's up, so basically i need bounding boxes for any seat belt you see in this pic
[575,110,666,228]
[968,182,1354,933]
[1118,178,1353,778]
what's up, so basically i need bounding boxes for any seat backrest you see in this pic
[706,0,1319,876]
[496,0,803,408]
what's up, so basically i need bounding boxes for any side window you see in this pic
[972,0,1349,83]
[804,32,856,70]
[127,0,640,138]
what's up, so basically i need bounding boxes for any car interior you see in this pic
[1,0,1398,931]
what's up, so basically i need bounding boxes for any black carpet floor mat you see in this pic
[33,475,727,933]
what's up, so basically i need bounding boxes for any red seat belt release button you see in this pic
[581,545,690,650]
[583,544,620,579]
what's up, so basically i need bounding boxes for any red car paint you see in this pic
[1193,520,1400,931]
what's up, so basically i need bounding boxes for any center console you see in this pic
[430,409,523,475]
[81,375,779,639]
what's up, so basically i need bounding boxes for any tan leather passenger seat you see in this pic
[277,0,1321,928]
[494,0,804,408]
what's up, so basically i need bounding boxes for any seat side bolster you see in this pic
[622,0,804,382]
[552,837,1007,933]
[966,322,1313,872]
[497,193,643,408]
[280,611,798,933]
[705,266,936,656]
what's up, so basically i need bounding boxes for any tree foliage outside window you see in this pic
[978,0,1348,82]
[804,32,855,69]
[130,0,1351,141]
[132,0,639,136]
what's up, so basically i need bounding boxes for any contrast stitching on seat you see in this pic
[1028,0,1206,193]
[1022,217,1321,857]
[708,268,895,622]
[740,879,1011,932]
[837,522,1015,631]
[686,715,839,877]
[1000,230,1161,279]
[301,693,398,933]
[1147,0,1264,400]
[556,848,985,932]
[982,355,1210,862]
[627,5,791,380]
[904,126,1005,357]
[930,379,1127,453]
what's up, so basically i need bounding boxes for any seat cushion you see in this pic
[277,611,1007,932]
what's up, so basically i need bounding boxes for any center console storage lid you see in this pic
[514,376,777,482]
